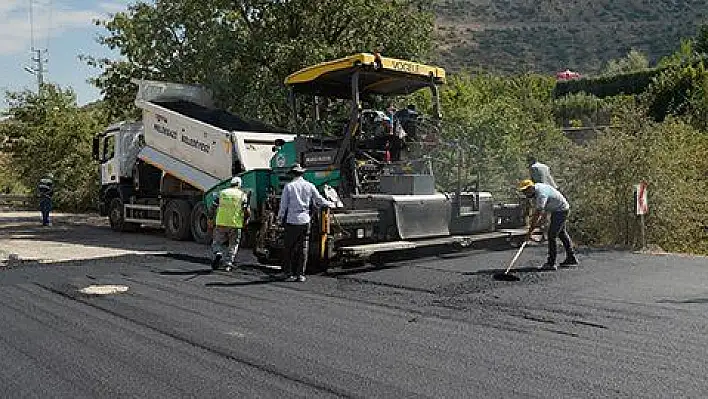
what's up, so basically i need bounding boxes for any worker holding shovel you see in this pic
[519,179,578,270]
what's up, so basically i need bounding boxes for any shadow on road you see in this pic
[324,263,401,278]
[159,268,213,276]
[465,264,579,276]
[205,277,284,287]
[657,297,708,304]
[324,239,520,276]
[156,253,210,265]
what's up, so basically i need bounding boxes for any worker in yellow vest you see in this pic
[210,176,250,271]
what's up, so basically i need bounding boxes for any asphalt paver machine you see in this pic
[211,53,526,270]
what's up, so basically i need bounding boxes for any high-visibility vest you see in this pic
[215,187,246,228]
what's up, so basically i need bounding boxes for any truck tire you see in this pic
[190,202,211,244]
[108,197,138,232]
[164,200,192,241]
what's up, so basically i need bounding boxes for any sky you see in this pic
[0,0,134,111]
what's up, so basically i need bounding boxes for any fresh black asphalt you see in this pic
[1,238,707,398]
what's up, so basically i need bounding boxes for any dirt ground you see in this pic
[0,211,212,266]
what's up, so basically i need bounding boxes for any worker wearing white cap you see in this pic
[277,164,333,282]
[210,176,250,271]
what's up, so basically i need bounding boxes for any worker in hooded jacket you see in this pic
[37,173,54,226]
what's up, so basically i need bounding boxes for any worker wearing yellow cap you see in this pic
[518,179,578,270]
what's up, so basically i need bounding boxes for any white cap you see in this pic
[230,176,242,187]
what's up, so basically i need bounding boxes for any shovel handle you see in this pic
[504,241,528,274]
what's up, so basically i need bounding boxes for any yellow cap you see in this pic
[518,179,535,191]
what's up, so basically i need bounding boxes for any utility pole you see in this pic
[24,0,47,94]
[24,48,47,93]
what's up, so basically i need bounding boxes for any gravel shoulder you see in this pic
[0,211,211,265]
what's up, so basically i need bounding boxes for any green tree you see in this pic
[0,85,107,211]
[658,39,699,67]
[434,72,565,201]
[89,0,434,125]
[693,24,708,56]
[602,49,650,75]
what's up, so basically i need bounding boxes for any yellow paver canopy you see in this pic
[284,53,446,98]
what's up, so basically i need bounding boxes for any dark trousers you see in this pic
[548,210,574,264]
[284,223,310,276]
[39,198,52,226]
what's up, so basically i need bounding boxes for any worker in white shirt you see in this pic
[277,164,334,282]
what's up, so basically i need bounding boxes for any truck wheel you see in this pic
[190,202,211,244]
[164,200,192,241]
[108,198,138,232]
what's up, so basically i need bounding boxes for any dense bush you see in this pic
[0,155,27,195]
[553,68,660,98]
[553,107,708,254]
[436,70,708,255]
[641,61,708,129]
[553,92,623,126]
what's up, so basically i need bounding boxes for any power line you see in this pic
[29,0,34,50]
[45,0,52,56]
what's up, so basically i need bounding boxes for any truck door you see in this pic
[99,132,119,185]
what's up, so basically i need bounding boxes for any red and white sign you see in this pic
[636,182,648,215]
[556,69,582,80]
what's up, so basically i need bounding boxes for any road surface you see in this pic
[1,212,707,397]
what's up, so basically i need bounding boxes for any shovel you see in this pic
[493,241,528,282]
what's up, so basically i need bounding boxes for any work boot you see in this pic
[211,253,222,270]
[539,262,558,271]
[560,256,579,267]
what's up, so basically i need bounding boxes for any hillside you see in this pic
[433,0,708,75]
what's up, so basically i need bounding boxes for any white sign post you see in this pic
[635,182,649,249]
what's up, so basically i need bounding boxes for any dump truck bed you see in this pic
[132,80,294,190]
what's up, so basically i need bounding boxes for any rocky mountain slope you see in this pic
[434,0,708,75]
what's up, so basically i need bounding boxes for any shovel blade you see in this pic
[493,273,521,282]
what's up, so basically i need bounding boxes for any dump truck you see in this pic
[92,80,294,243]
[206,53,526,270]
